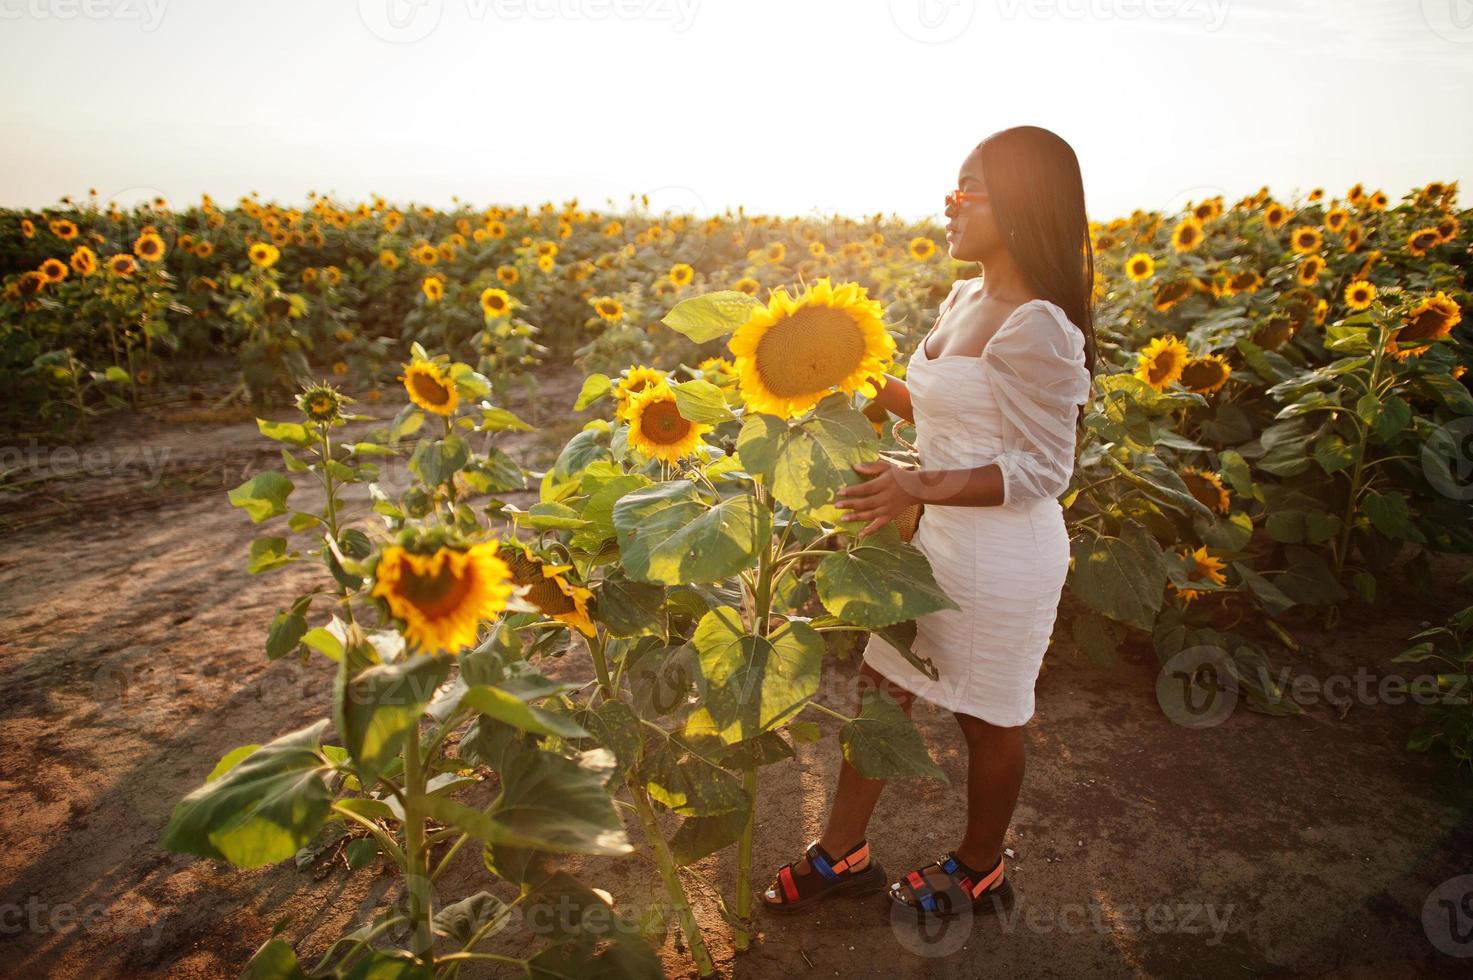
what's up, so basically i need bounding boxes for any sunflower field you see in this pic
[3,180,1471,976]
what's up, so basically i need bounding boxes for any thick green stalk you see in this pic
[401,725,434,965]
[629,780,714,976]
[734,495,776,951]
[1334,331,1387,580]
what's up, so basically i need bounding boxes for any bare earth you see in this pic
[2,363,1471,979]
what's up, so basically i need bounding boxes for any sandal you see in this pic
[888,851,1014,920]
[761,838,887,914]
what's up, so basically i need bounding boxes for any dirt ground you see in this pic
[3,363,1472,979]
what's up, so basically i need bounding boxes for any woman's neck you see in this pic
[972,254,1037,306]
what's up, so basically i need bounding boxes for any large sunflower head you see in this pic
[1134,336,1190,391]
[1387,292,1463,360]
[371,541,514,655]
[248,242,280,268]
[133,232,166,263]
[1125,252,1155,282]
[39,258,68,283]
[480,287,514,318]
[1344,223,1364,253]
[614,365,668,419]
[1436,214,1461,243]
[1324,207,1349,233]
[1263,203,1290,231]
[108,254,138,277]
[69,246,98,276]
[499,540,596,637]
[1289,226,1323,255]
[1251,313,1297,351]
[1171,216,1204,252]
[1296,255,1325,286]
[1180,466,1230,515]
[726,277,895,419]
[626,382,712,464]
[50,219,79,241]
[421,274,445,302]
[1152,279,1197,312]
[1344,280,1377,311]
[1179,353,1232,394]
[1172,546,1227,604]
[402,359,460,416]
[1406,227,1443,258]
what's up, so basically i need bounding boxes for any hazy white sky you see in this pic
[2,0,1471,222]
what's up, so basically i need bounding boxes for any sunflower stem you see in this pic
[1333,322,1387,583]
[628,779,715,976]
[401,724,435,966]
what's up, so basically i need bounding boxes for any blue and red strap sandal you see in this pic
[761,838,887,914]
[888,851,1015,920]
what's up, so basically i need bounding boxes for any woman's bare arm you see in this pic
[870,373,914,423]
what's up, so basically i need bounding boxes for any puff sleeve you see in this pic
[979,302,1092,504]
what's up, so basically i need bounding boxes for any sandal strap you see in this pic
[777,862,800,903]
[805,838,870,881]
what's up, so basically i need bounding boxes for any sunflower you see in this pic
[69,246,97,276]
[1180,466,1230,515]
[733,277,760,296]
[195,240,215,258]
[1225,271,1263,296]
[662,262,695,289]
[499,540,596,637]
[1406,227,1443,258]
[20,218,35,238]
[50,219,79,240]
[108,254,137,277]
[809,241,827,258]
[1133,336,1189,390]
[905,236,936,261]
[1172,546,1227,603]
[421,275,445,302]
[592,296,624,322]
[764,242,786,263]
[413,243,439,266]
[1436,214,1461,242]
[1252,313,1297,351]
[1289,226,1323,254]
[1324,207,1349,233]
[1171,216,1204,252]
[39,258,68,283]
[16,270,46,296]
[133,232,166,262]
[1178,353,1232,394]
[1347,183,1366,205]
[614,366,668,419]
[371,542,514,655]
[480,287,514,318]
[537,253,555,273]
[1152,279,1196,312]
[486,220,507,239]
[248,242,280,268]
[535,240,558,258]
[1343,223,1364,253]
[726,277,894,419]
[1296,255,1325,286]
[496,264,519,285]
[1368,190,1388,211]
[302,267,319,284]
[402,359,459,415]
[1125,252,1155,282]
[1344,280,1376,311]
[297,382,345,424]
[626,383,712,463]
[1263,203,1290,231]
[603,221,622,237]
[1387,292,1462,360]
[698,356,736,382]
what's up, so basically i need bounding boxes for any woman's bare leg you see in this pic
[950,711,1025,870]
[796,661,917,873]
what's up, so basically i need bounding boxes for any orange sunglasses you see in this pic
[945,189,988,210]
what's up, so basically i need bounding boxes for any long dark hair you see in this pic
[977,126,1097,378]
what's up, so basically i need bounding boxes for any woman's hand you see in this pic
[837,459,920,538]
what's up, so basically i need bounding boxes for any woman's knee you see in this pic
[953,710,1024,746]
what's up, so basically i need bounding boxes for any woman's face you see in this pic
[945,147,999,263]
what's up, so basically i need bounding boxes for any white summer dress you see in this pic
[861,280,1092,726]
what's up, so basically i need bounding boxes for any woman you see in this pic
[761,126,1097,920]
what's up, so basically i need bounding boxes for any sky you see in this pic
[2,0,1471,223]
